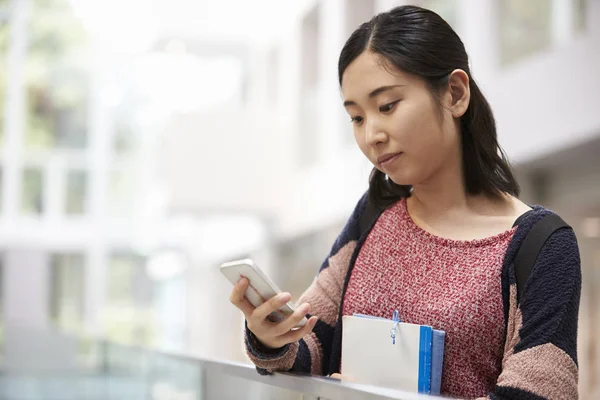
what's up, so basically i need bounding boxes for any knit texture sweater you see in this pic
[245,193,581,399]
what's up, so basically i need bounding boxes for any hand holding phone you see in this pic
[222,259,318,349]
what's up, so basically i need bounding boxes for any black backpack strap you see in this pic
[358,200,381,238]
[514,213,570,304]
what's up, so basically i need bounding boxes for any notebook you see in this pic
[341,313,445,395]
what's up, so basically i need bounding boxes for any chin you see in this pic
[385,172,412,186]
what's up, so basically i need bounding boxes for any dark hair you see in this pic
[338,5,520,209]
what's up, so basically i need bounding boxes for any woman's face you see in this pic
[341,51,460,187]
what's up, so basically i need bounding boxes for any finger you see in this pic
[272,302,310,336]
[229,277,248,305]
[275,316,318,345]
[253,292,291,322]
[329,373,354,382]
[229,278,254,317]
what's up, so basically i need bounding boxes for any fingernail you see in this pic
[278,292,291,301]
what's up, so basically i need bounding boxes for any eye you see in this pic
[379,100,399,113]
[350,116,364,125]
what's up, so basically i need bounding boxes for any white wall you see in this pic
[158,108,285,216]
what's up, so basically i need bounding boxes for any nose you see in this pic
[365,116,387,147]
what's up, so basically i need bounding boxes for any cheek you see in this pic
[385,106,425,149]
[394,100,444,151]
[354,128,369,155]
[390,102,451,177]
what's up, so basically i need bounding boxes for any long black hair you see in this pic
[338,5,520,209]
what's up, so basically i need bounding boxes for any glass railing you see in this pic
[0,324,440,400]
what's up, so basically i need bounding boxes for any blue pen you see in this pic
[390,310,401,344]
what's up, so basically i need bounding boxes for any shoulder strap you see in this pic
[358,200,381,238]
[514,213,570,304]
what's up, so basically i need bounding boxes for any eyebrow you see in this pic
[343,84,406,107]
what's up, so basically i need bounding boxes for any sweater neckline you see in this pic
[395,197,524,248]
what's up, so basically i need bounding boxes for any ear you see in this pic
[447,69,470,119]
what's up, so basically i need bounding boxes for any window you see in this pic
[0,166,3,212]
[107,253,153,306]
[0,255,4,327]
[21,167,43,214]
[113,120,136,155]
[25,0,91,149]
[65,169,87,215]
[572,0,587,33]
[49,253,85,331]
[0,0,10,146]
[108,169,136,216]
[299,4,321,166]
[499,0,553,66]
[0,255,3,351]
[498,0,586,67]
[420,0,460,31]
[105,252,156,345]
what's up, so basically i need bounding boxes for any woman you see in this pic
[230,5,581,399]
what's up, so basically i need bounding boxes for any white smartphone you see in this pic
[220,259,308,328]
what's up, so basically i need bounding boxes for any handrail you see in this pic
[200,357,437,400]
[0,324,445,400]
[147,347,442,400]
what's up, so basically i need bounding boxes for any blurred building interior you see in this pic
[0,0,599,398]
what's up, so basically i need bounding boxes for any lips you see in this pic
[376,152,402,168]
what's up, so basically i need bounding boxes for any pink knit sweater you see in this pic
[342,198,515,397]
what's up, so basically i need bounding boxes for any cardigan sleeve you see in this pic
[483,226,581,400]
[244,193,369,376]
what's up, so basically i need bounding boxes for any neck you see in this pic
[407,135,499,219]
[407,164,513,221]
[409,160,471,217]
